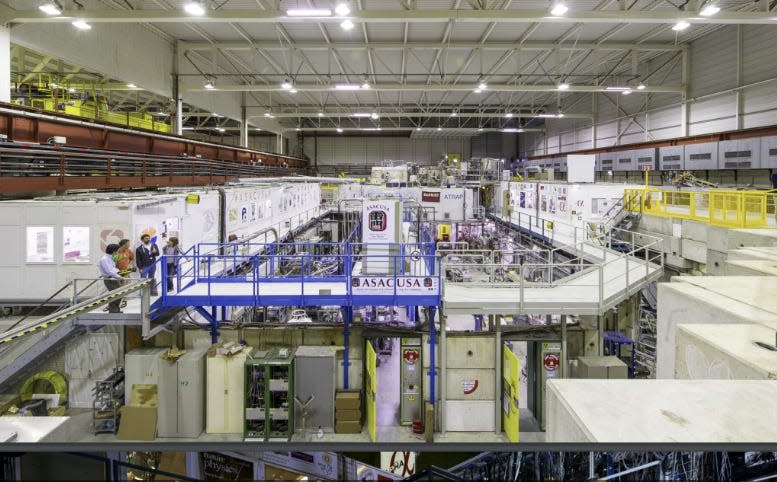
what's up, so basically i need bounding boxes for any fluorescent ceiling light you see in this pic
[286,8,332,17]
[672,21,690,31]
[295,128,301,131]
[473,88,483,94]
[335,84,361,90]
[550,3,568,16]
[264,112,272,117]
[289,88,298,94]
[351,113,371,117]
[478,81,488,90]
[183,1,206,16]
[255,128,262,131]
[317,112,324,117]
[341,19,354,30]
[450,112,458,117]
[361,81,371,89]
[72,20,91,30]
[557,113,565,118]
[216,127,226,132]
[212,113,221,117]
[478,128,484,132]
[637,83,646,90]
[700,4,720,16]
[416,127,422,131]
[335,3,351,16]
[538,113,556,118]
[126,83,137,88]
[281,79,293,90]
[39,3,61,15]
[361,127,381,131]
[502,128,525,133]
[505,113,513,118]
[437,127,442,131]
[336,127,343,133]
[622,89,632,95]
[204,81,215,90]
[557,82,570,90]
[370,112,379,120]
[605,86,631,91]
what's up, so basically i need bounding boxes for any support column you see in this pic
[240,96,249,148]
[276,133,284,154]
[341,306,353,389]
[440,310,446,436]
[0,26,10,103]
[172,44,183,136]
[561,314,568,377]
[680,47,690,137]
[427,305,437,423]
[736,25,744,130]
[598,314,605,356]
[493,314,501,435]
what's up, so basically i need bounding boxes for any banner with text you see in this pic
[352,276,439,296]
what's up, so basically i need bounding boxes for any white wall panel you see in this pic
[690,26,737,97]
[743,25,777,85]
[306,137,470,166]
[688,95,737,136]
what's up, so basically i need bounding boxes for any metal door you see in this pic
[399,340,422,425]
[502,345,520,442]
[366,340,378,442]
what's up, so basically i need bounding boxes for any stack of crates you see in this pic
[334,389,361,433]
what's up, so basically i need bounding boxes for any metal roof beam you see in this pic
[7,9,777,25]
[245,111,592,120]
[185,83,683,93]
[178,40,684,52]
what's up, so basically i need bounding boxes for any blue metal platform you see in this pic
[152,240,441,313]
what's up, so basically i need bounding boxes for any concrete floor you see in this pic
[43,407,544,444]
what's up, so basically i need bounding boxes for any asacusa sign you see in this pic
[352,276,439,295]
[362,200,398,243]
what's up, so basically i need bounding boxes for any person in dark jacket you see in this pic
[136,233,160,296]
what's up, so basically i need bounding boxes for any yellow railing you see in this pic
[624,188,774,228]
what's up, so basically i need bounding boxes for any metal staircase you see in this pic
[633,281,658,378]
[0,279,150,388]
[672,171,720,188]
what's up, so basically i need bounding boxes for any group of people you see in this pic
[98,234,183,313]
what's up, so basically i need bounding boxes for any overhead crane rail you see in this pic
[0,143,306,193]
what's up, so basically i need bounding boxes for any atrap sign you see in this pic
[421,191,441,203]
[352,276,439,295]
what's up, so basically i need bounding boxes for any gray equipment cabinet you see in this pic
[157,347,208,438]
[293,346,336,434]
[124,347,167,403]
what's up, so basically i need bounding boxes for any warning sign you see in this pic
[403,349,420,365]
[543,353,560,372]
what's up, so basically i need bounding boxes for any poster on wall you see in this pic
[26,226,54,263]
[200,452,255,481]
[524,184,536,209]
[558,186,568,214]
[62,226,91,263]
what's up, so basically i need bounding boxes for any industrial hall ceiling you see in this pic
[2,0,775,134]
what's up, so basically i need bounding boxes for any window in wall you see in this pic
[26,226,55,263]
[62,226,91,263]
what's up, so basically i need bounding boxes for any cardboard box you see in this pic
[335,409,361,422]
[576,356,628,379]
[335,421,362,434]
[335,390,360,410]
[117,406,157,440]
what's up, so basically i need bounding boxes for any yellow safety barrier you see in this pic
[625,188,773,229]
